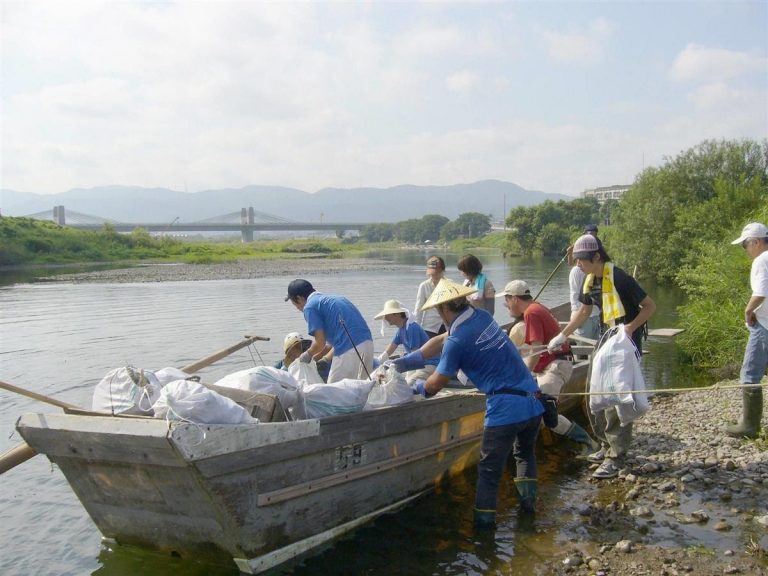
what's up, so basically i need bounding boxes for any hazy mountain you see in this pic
[1,181,570,224]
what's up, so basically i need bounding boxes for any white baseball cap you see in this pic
[731,222,768,245]
[496,280,531,298]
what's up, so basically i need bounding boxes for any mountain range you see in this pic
[1,181,570,224]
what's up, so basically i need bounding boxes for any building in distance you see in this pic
[582,185,630,203]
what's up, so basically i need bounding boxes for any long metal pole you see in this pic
[338,318,372,380]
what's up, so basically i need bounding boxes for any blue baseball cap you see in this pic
[285,279,314,301]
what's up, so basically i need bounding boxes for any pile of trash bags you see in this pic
[91,362,414,425]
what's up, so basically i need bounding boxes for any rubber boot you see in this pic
[514,478,537,514]
[725,387,763,439]
[564,422,601,452]
[473,507,496,529]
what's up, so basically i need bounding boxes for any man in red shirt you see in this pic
[499,280,598,451]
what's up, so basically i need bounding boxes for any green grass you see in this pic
[0,217,396,267]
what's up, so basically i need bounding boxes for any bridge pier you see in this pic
[240,207,255,242]
[53,205,66,225]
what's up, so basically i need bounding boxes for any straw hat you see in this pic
[374,299,410,320]
[420,278,477,311]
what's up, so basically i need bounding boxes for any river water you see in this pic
[0,250,698,576]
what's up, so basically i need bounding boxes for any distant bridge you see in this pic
[24,206,370,242]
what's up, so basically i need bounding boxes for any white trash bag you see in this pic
[301,379,375,418]
[153,379,256,424]
[589,326,650,423]
[364,365,414,411]
[214,366,303,418]
[154,367,191,386]
[289,361,325,386]
[91,366,162,415]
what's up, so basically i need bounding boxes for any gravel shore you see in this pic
[547,381,768,575]
[38,256,402,283]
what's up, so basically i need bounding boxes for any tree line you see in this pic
[359,212,492,243]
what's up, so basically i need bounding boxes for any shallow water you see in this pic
[0,251,700,575]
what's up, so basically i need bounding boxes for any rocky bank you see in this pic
[546,383,768,575]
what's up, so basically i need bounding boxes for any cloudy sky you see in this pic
[2,1,766,197]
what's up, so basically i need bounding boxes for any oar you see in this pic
[180,334,269,374]
[0,334,269,475]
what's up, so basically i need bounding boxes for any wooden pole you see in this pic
[0,443,37,475]
[181,335,269,374]
[0,380,82,411]
[0,334,270,475]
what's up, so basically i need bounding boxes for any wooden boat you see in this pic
[13,316,594,574]
[17,387,487,574]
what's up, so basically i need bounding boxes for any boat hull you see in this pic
[18,389,487,573]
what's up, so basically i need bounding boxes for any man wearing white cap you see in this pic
[726,222,768,438]
[374,299,438,384]
[393,278,544,524]
[498,280,599,452]
[549,234,656,479]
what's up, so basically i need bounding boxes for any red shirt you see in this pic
[523,302,567,372]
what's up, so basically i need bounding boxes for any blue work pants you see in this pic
[475,415,541,512]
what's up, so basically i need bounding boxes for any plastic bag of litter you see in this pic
[214,366,303,418]
[91,366,162,415]
[154,367,191,386]
[301,379,375,418]
[152,380,256,424]
[589,326,650,423]
[364,365,414,411]
[289,361,325,386]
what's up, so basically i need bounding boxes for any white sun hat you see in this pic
[420,278,477,311]
[374,299,410,319]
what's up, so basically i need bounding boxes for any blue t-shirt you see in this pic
[393,322,439,366]
[437,307,542,427]
[304,292,372,356]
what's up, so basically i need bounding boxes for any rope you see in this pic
[247,343,266,367]
[558,381,768,397]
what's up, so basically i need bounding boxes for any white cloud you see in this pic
[670,43,766,83]
[542,18,614,65]
[445,70,478,95]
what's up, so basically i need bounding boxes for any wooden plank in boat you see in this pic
[169,420,321,460]
[192,391,486,478]
[17,413,186,467]
[647,328,685,338]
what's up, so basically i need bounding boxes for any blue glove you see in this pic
[392,350,425,373]
[412,379,431,397]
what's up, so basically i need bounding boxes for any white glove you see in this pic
[299,350,313,364]
[378,351,389,363]
[547,332,567,353]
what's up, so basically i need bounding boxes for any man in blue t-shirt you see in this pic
[374,299,439,384]
[392,278,544,526]
[285,279,373,383]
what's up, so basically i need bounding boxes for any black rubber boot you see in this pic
[725,387,763,439]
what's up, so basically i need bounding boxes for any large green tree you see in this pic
[611,139,768,283]
[441,212,491,240]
